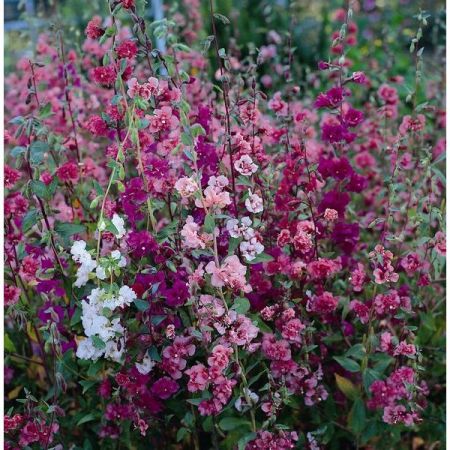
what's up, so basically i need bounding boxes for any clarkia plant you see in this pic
[3,1,446,449]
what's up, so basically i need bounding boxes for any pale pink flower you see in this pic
[175,177,198,198]
[324,208,338,221]
[245,190,263,213]
[234,155,258,176]
[205,255,252,293]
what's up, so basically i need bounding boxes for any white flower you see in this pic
[234,388,259,411]
[71,240,87,262]
[71,240,97,287]
[76,337,104,360]
[226,217,254,239]
[136,354,155,375]
[74,257,97,288]
[208,175,229,188]
[234,155,258,176]
[240,237,264,261]
[96,265,107,280]
[245,190,263,213]
[104,338,125,362]
[111,213,126,239]
[111,250,127,267]
[117,285,137,308]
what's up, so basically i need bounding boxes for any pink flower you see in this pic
[399,114,425,135]
[307,292,339,315]
[181,216,211,249]
[281,318,305,343]
[324,208,338,221]
[434,231,446,256]
[307,258,341,280]
[349,300,369,324]
[148,106,179,133]
[174,176,198,197]
[207,345,233,370]
[350,263,367,292]
[400,253,422,276]
[151,377,179,399]
[91,65,117,86]
[205,255,251,293]
[262,334,291,361]
[116,40,138,59]
[57,161,79,182]
[4,165,21,189]
[185,364,209,392]
[352,71,367,84]
[85,115,109,136]
[393,341,416,357]
[4,285,21,306]
[85,16,104,39]
[127,77,159,100]
[378,84,399,105]
[374,290,401,316]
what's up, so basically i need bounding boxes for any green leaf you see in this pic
[219,417,251,431]
[79,380,97,395]
[248,253,274,264]
[345,344,366,360]
[54,222,86,239]
[76,413,97,426]
[38,102,53,119]
[22,209,40,233]
[190,123,205,138]
[11,146,26,158]
[134,299,150,312]
[176,427,190,442]
[348,398,366,435]
[335,373,359,400]
[91,336,106,350]
[214,13,231,24]
[203,214,215,233]
[333,356,360,372]
[232,297,250,314]
[5,334,16,353]
[29,141,49,165]
[30,180,50,200]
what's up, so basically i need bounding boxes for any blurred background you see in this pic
[4,0,446,84]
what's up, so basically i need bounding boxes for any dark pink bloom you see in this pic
[151,377,179,399]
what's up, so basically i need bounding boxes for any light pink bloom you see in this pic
[234,155,258,176]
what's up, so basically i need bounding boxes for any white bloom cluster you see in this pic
[71,241,128,287]
[76,285,137,362]
[226,217,264,261]
[70,240,97,288]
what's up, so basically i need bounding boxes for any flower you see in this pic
[174,176,198,197]
[240,237,264,261]
[234,155,258,176]
[205,255,252,293]
[307,292,339,315]
[85,16,104,39]
[111,213,126,239]
[151,377,179,399]
[245,190,263,213]
[116,40,138,59]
